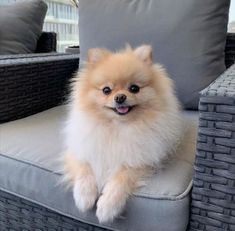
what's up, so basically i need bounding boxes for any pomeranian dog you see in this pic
[63,45,184,223]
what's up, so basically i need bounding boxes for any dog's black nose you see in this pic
[115,94,127,104]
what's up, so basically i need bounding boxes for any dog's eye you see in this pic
[129,84,140,94]
[102,86,112,95]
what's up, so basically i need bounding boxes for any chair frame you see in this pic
[0,33,234,231]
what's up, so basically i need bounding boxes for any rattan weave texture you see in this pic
[0,53,79,123]
[189,64,235,231]
[0,190,108,231]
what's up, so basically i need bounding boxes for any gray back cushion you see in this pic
[0,0,47,54]
[79,0,230,109]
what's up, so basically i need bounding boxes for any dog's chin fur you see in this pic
[64,45,184,223]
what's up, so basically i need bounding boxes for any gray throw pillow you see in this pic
[0,0,47,54]
[79,0,230,109]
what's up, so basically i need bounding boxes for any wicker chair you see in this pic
[0,32,79,123]
[0,33,234,230]
[188,33,235,230]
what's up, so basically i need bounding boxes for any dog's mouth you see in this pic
[113,106,133,115]
[106,105,135,115]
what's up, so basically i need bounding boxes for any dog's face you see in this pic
[76,45,172,123]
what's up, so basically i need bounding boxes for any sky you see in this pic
[230,0,235,22]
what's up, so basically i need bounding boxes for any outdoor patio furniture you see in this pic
[188,34,235,231]
[0,32,79,123]
[0,1,234,230]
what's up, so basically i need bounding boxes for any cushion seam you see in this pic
[0,152,61,175]
[0,152,192,200]
[134,180,192,200]
[0,186,190,231]
[0,187,117,231]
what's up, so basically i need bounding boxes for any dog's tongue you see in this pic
[116,106,129,114]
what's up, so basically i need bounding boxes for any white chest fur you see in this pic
[65,108,183,189]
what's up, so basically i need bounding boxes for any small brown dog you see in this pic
[64,45,183,223]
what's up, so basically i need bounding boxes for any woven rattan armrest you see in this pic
[0,53,79,123]
[189,64,235,230]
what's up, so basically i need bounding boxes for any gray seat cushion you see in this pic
[79,0,230,109]
[0,106,198,231]
[0,0,47,54]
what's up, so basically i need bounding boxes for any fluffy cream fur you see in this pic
[64,45,184,223]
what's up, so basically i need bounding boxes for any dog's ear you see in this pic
[87,48,111,64]
[134,45,153,65]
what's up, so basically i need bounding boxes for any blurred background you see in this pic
[229,0,235,32]
[0,0,79,52]
[0,0,234,51]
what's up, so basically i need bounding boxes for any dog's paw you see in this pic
[73,175,98,212]
[96,185,127,223]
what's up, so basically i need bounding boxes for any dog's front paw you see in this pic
[96,185,128,223]
[73,175,98,212]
